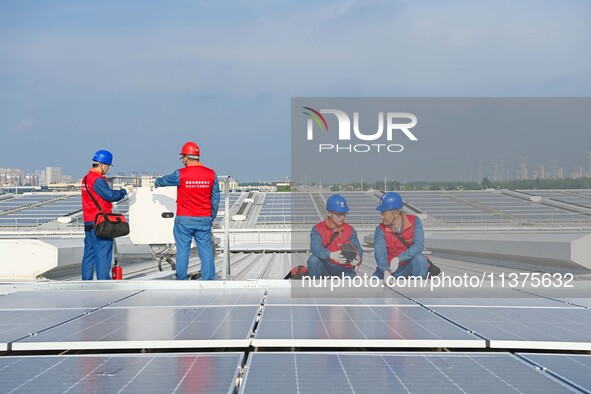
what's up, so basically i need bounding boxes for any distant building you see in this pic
[24,173,40,186]
[0,168,25,186]
[518,162,529,180]
[45,167,62,184]
[219,178,239,192]
[571,168,584,179]
[537,164,545,180]
[35,169,46,185]
[555,167,564,179]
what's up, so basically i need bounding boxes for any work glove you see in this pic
[389,257,400,271]
[124,184,135,195]
[329,251,348,264]
[383,270,394,287]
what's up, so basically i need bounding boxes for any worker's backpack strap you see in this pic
[389,226,441,277]
[323,231,339,248]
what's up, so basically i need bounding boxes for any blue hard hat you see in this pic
[92,150,113,165]
[376,192,403,211]
[326,194,349,213]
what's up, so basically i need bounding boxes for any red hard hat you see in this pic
[180,142,200,156]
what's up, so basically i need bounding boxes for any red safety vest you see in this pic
[379,213,417,266]
[177,165,216,217]
[81,171,112,223]
[314,220,354,268]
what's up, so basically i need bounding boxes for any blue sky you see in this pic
[1,0,590,182]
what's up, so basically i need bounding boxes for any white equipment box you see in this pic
[129,187,178,244]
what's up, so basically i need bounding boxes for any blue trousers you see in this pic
[373,254,429,279]
[82,228,113,280]
[173,216,215,280]
[306,255,355,278]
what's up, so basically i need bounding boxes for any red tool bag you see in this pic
[284,265,309,279]
[94,212,130,239]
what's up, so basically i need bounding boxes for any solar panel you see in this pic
[519,353,591,393]
[0,195,83,225]
[253,305,484,348]
[12,305,258,350]
[255,192,322,224]
[258,193,295,224]
[398,191,507,224]
[0,353,242,394]
[0,290,141,310]
[519,190,591,210]
[266,287,415,306]
[395,286,577,308]
[445,191,591,224]
[107,288,264,308]
[432,306,591,350]
[0,309,88,351]
[0,195,64,213]
[509,283,591,309]
[239,352,577,394]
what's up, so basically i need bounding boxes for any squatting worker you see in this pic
[307,194,362,278]
[154,142,220,280]
[373,192,428,286]
[81,150,134,280]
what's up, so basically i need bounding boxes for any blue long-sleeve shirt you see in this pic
[374,216,424,273]
[93,178,127,202]
[310,226,363,263]
[155,169,220,218]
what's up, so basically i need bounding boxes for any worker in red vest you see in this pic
[81,150,134,280]
[373,192,428,285]
[307,194,362,278]
[154,142,220,280]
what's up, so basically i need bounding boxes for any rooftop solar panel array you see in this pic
[431,307,591,350]
[292,192,322,224]
[399,191,505,224]
[0,353,242,394]
[519,353,591,392]
[0,194,64,213]
[6,289,264,351]
[13,305,258,351]
[2,283,591,392]
[257,193,320,224]
[240,352,579,394]
[0,195,79,226]
[518,189,591,210]
[447,191,590,224]
[6,286,591,352]
[0,286,520,352]
[257,193,293,224]
[3,190,589,228]
[1,351,585,393]
[253,304,484,348]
